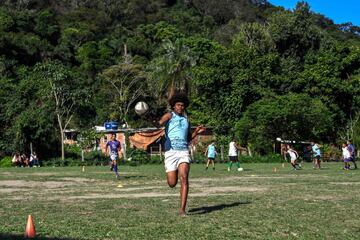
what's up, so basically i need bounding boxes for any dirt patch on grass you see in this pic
[58,177,99,183]
[191,176,303,184]
[0,172,59,177]
[0,188,28,193]
[1,176,267,201]
[329,182,360,185]
[200,186,266,194]
[0,178,100,190]
[46,185,267,200]
[26,172,58,176]
[299,194,347,201]
[93,171,139,175]
[0,180,78,188]
[67,192,179,199]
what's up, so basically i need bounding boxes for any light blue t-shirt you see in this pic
[312,144,321,156]
[165,112,189,151]
[207,145,216,158]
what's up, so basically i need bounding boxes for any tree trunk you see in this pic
[61,130,65,161]
[221,145,224,163]
[247,146,252,157]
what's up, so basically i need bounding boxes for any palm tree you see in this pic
[147,39,197,100]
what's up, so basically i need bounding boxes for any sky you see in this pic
[268,0,360,26]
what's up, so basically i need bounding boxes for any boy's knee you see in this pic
[179,175,188,184]
[168,181,177,188]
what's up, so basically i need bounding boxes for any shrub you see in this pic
[148,154,163,164]
[127,149,149,165]
[0,156,13,167]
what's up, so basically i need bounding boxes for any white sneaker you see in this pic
[237,168,243,172]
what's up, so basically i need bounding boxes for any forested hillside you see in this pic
[1,0,360,157]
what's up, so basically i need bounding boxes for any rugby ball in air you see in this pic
[135,101,149,115]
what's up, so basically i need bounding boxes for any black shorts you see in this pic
[315,155,321,160]
[229,156,238,162]
[208,157,215,161]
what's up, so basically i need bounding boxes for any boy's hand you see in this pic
[195,125,206,134]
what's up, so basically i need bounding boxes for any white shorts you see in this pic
[110,154,119,161]
[164,150,191,173]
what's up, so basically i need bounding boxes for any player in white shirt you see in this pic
[286,145,300,170]
[228,138,243,172]
[342,142,351,170]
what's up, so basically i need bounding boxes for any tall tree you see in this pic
[35,61,84,161]
[100,60,147,126]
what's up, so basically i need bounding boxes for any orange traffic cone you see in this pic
[24,215,36,239]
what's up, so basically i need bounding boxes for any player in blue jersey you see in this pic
[347,140,357,169]
[205,142,217,171]
[158,92,205,216]
[311,141,322,169]
[106,133,122,179]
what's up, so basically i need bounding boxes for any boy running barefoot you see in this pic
[158,92,205,216]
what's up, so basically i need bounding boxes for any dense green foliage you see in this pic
[0,0,360,158]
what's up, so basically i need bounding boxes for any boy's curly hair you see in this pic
[168,91,190,108]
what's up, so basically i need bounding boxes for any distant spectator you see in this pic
[311,142,322,169]
[205,142,217,171]
[12,152,22,167]
[342,143,351,170]
[21,153,29,167]
[347,140,357,169]
[29,152,40,167]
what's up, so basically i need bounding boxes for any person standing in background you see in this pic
[347,140,357,169]
[205,142,217,171]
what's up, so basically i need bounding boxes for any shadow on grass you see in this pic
[0,233,77,240]
[121,175,146,179]
[188,201,251,215]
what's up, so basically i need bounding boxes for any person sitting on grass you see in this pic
[29,152,40,167]
[21,153,29,167]
[158,91,205,216]
[11,152,22,167]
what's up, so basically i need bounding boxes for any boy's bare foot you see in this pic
[179,210,187,217]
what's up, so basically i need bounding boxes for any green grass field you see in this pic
[1,162,360,239]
